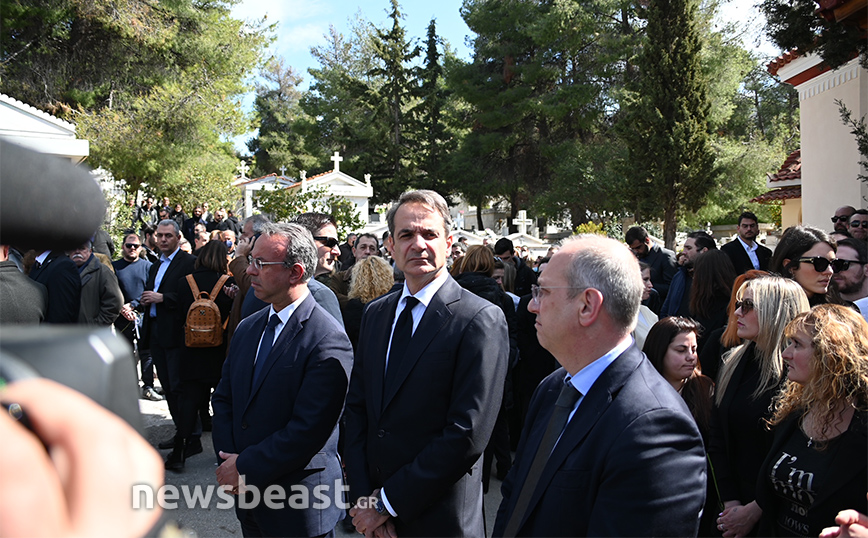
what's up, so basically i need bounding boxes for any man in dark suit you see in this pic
[493,234,706,537]
[212,222,353,537]
[140,219,196,440]
[1,243,47,323]
[345,190,509,537]
[29,248,81,324]
[721,211,772,275]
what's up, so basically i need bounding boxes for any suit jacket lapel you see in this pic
[372,293,400,417]
[382,279,460,411]
[518,347,643,531]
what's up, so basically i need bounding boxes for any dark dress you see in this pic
[709,342,782,536]
[756,411,867,537]
[176,268,234,438]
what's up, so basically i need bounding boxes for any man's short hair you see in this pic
[243,214,270,234]
[261,222,318,282]
[493,238,514,256]
[686,231,717,252]
[851,209,868,219]
[738,211,759,225]
[157,219,180,235]
[355,233,378,248]
[563,235,643,330]
[624,226,649,245]
[838,238,867,264]
[292,213,337,235]
[386,190,452,236]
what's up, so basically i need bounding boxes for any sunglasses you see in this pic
[313,236,339,249]
[850,221,868,229]
[796,257,847,273]
[734,298,755,313]
[125,243,141,249]
[831,215,851,223]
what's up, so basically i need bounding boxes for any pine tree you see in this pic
[621,0,718,248]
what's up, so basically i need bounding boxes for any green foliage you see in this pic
[620,0,719,249]
[760,0,867,70]
[254,187,365,237]
[574,221,608,236]
[837,99,868,183]
[1,0,272,195]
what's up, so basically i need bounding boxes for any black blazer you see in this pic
[756,411,867,537]
[176,268,235,382]
[212,294,353,536]
[492,346,707,537]
[144,250,196,348]
[721,239,772,275]
[29,251,81,324]
[344,276,509,537]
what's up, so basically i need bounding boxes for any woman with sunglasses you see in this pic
[755,305,868,537]
[770,226,844,306]
[711,276,810,537]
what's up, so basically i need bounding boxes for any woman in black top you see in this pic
[711,276,810,537]
[756,305,868,537]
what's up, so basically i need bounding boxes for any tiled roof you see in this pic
[767,50,801,76]
[769,149,801,182]
[750,186,802,203]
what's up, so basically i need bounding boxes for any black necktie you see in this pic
[252,314,281,387]
[503,381,582,537]
[384,296,420,390]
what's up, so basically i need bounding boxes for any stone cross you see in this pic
[237,160,250,179]
[279,165,287,177]
[331,151,343,172]
[512,210,533,235]
[364,173,371,186]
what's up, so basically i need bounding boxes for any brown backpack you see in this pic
[184,274,230,348]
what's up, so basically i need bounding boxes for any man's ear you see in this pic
[577,288,604,327]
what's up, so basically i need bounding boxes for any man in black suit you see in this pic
[721,211,772,275]
[345,190,509,537]
[212,222,352,537]
[1,244,47,323]
[29,248,81,324]
[493,234,706,537]
[141,219,196,440]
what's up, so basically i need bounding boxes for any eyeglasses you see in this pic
[313,236,339,249]
[831,215,851,223]
[835,259,862,271]
[850,221,868,229]
[734,298,755,313]
[530,285,589,304]
[247,255,287,270]
[796,257,847,273]
[125,243,141,249]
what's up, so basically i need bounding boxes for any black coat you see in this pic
[29,251,81,324]
[177,268,235,382]
[721,239,772,275]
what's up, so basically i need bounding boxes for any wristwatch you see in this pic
[373,490,387,515]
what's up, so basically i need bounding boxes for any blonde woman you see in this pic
[343,256,394,349]
[711,276,810,537]
[756,305,868,537]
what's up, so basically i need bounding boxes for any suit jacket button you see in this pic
[242,423,248,429]
[377,429,385,438]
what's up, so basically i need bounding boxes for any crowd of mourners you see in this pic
[2,194,867,538]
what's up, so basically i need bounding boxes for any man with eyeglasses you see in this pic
[721,211,772,275]
[848,209,868,241]
[212,222,353,537]
[831,205,856,234]
[493,235,706,537]
[832,238,868,307]
[112,232,160,401]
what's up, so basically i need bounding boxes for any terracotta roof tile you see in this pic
[767,50,801,76]
[769,149,801,182]
[750,186,802,203]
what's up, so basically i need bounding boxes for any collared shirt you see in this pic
[737,236,761,270]
[254,288,310,363]
[150,247,179,317]
[381,270,450,518]
[35,251,51,266]
[564,336,634,425]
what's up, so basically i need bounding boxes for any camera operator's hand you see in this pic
[0,379,163,537]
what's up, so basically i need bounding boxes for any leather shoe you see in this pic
[184,438,203,458]
[142,387,164,401]
[165,437,186,472]
[158,437,175,450]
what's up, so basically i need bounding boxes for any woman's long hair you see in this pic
[690,250,736,319]
[720,270,769,348]
[644,317,714,434]
[769,305,868,443]
[194,240,228,274]
[451,245,495,277]
[348,256,394,304]
[715,276,810,405]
